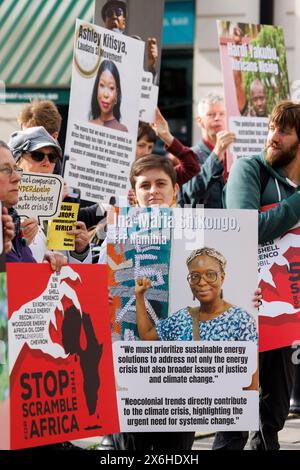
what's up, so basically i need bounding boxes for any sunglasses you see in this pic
[106,7,124,18]
[27,151,59,163]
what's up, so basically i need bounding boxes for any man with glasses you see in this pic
[0,154,35,263]
[101,0,126,34]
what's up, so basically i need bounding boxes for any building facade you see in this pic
[0,0,298,146]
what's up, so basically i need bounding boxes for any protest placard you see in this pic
[16,173,63,224]
[63,19,144,204]
[3,264,118,449]
[0,278,8,450]
[107,207,259,431]
[217,21,290,170]
[258,222,300,351]
[94,0,164,122]
[47,202,79,251]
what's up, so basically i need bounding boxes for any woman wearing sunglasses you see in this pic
[136,247,258,345]
[8,125,61,173]
[8,126,91,264]
[14,147,60,173]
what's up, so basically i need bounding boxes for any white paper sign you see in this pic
[114,341,258,431]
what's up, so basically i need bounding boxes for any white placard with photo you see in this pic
[64,19,144,203]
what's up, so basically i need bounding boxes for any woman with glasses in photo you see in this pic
[135,247,258,345]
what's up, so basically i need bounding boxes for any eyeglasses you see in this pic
[187,271,221,285]
[26,151,59,163]
[106,7,124,18]
[0,166,23,177]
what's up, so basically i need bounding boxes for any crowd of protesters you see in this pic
[1,83,300,451]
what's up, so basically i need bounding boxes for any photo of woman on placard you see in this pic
[135,246,258,394]
[89,60,128,132]
[136,247,258,344]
